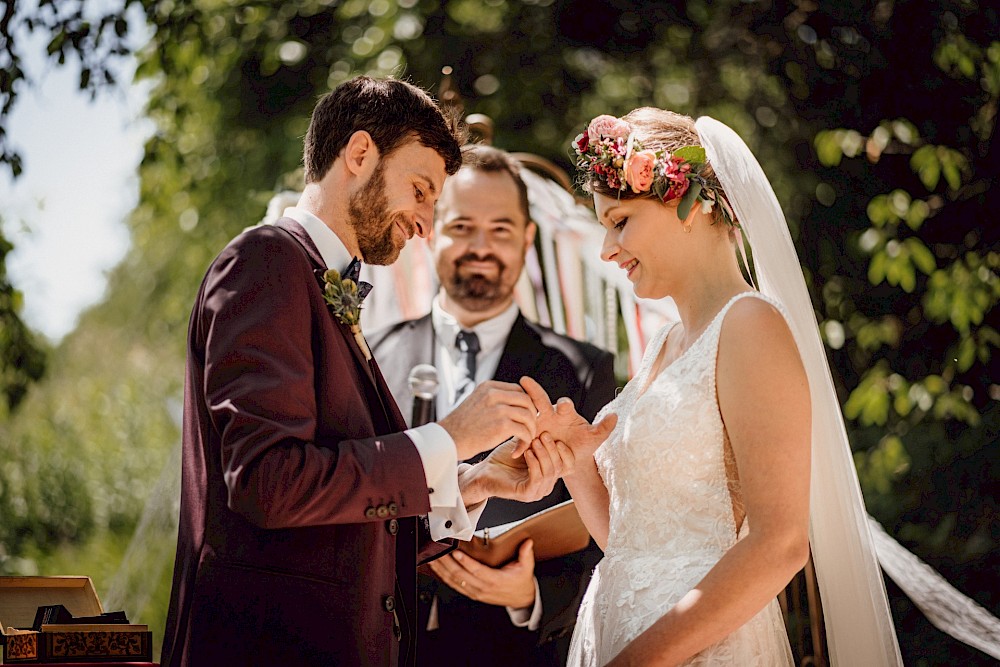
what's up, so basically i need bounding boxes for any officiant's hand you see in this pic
[457,433,572,507]
[520,376,618,473]
[428,539,537,609]
[439,380,538,461]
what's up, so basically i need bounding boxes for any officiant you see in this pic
[369,144,615,666]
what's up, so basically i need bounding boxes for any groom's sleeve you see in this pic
[406,424,489,541]
[198,229,431,528]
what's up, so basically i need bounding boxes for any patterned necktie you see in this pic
[344,257,374,302]
[453,330,480,406]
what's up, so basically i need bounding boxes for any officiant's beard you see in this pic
[348,163,403,265]
[447,254,508,310]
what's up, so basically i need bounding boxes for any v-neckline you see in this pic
[633,291,755,403]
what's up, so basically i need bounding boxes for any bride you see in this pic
[525,109,902,666]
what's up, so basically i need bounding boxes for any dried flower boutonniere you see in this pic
[320,268,373,361]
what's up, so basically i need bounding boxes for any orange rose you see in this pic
[624,150,656,193]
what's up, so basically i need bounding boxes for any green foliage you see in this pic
[793,5,997,663]
[0,223,47,416]
[924,252,999,337]
[0,319,179,567]
[1,0,142,176]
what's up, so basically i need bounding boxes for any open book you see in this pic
[458,499,592,567]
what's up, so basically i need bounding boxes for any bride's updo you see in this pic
[580,107,733,227]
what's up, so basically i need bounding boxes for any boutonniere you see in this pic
[320,268,373,361]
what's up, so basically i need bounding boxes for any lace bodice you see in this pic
[568,292,794,666]
[597,298,740,560]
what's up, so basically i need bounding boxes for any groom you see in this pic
[161,76,561,667]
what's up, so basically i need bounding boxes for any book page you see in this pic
[472,499,575,539]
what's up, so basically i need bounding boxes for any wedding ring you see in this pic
[460,580,466,588]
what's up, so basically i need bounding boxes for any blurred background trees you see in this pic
[1,1,996,664]
[0,224,47,418]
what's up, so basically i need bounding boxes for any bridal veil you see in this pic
[695,116,903,666]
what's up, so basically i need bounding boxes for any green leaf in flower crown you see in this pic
[673,146,707,165]
[652,179,668,201]
[676,181,702,221]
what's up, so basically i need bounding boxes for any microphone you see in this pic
[408,364,439,427]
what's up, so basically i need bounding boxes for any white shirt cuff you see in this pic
[506,576,543,630]
[407,424,487,541]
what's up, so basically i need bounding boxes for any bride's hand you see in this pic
[516,376,618,471]
[459,432,572,505]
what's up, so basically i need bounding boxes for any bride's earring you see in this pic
[683,224,692,234]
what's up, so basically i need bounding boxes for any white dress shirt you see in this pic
[281,207,485,541]
[431,295,520,412]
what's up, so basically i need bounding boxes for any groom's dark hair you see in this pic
[303,76,464,183]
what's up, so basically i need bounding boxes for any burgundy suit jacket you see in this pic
[162,218,449,667]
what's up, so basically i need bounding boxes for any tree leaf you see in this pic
[911,145,940,190]
[941,155,962,190]
[869,250,887,284]
[957,336,976,372]
[905,200,930,230]
[814,131,843,167]
[905,238,937,274]
[46,31,66,55]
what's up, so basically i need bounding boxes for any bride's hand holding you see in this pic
[518,376,618,474]
[459,430,573,506]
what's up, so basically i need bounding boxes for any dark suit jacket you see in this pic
[369,313,616,666]
[162,218,450,667]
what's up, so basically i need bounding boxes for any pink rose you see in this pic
[660,157,691,201]
[587,115,631,143]
[624,150,656,193]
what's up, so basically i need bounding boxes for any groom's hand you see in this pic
[428,539,537,609]
[438,380,538,461]
[457,432,571,507]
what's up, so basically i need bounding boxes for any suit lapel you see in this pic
[274,218,418,663]
[370,358,408,433]
[273,217,325,266]
[337,320,378,386]
[272,217,378,386]
[493,314,543,385]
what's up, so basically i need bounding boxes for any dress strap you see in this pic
[709,291,791,341]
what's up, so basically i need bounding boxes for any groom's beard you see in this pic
[348,163,404,265]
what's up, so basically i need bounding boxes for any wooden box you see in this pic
[0,576,152,664]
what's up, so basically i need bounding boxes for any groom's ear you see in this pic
[342,130,380,177]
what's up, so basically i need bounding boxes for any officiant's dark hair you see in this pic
[304,76,464,183]
[454,144,531,226]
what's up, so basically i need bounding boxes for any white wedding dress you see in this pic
[568,291,795,666]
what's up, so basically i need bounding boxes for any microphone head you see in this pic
[408,364,439,400]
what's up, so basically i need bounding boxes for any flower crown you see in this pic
[573,115,735,227]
